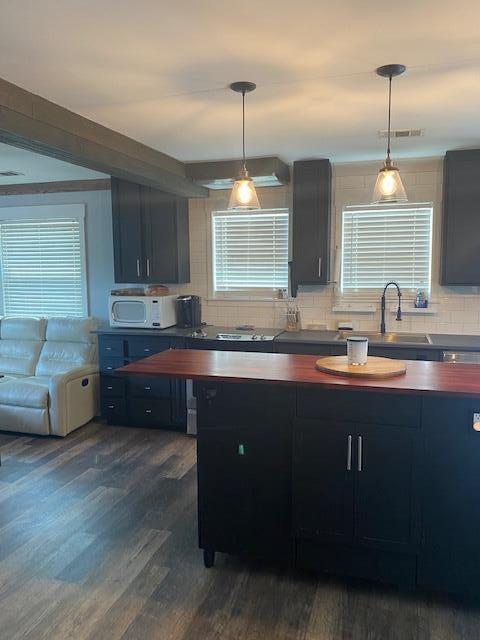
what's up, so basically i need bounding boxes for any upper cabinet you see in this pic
[112,177,190,284]
[441,149,480,286]
[290,159,332,296]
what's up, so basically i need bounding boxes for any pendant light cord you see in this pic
[242,89,246,173]
[386,74,392,163]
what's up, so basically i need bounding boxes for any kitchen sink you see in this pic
[336,331,432,344]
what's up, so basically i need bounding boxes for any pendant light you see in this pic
[228,81,260,210]
[372,64,408,204]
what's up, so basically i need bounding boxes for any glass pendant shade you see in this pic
[372,161,408,204]
[228,173,260,210]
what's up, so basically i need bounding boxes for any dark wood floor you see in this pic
[0,423,479,640]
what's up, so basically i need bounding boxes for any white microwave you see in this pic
[109,295,177,329]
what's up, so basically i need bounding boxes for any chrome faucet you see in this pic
[380,281,402,334]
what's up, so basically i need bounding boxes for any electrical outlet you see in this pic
[473,413,480,431]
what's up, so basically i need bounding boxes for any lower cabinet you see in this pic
[196,382,294,562]
[418,396,480,596]
[196,383,426,589]
[293,417,420,585]
[99,333,186,431]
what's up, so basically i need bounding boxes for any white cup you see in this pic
[347,336,368,365]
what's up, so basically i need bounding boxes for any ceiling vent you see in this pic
[0,170,24,177]
[185,157,290,189]
[378,129,424,139]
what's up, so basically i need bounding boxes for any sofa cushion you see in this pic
[36,318,98,377]
[0,378,48,408]
[1,317,46,341]
[45,317,96,343]
[0,340,44,376]
[36,342,97,376]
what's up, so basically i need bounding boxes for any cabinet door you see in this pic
[197,383,293,558]
[143,189,190,284]
[111,177,145,283]
[293,418,354,544]
[441,150,480,285]
[354,423,420,552]
[291,159,332,294]
[419,397,480,595]
[197,426,255,554]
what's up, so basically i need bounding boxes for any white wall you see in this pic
[0,189,113,322]
[175,156,480,335]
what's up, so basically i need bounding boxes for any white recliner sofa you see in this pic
[0,316,99,436]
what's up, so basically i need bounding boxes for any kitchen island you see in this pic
[117,349,480,596]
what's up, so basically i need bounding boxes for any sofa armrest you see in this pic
[48,365,100,436]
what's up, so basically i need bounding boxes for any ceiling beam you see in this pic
[0,178,111,196]
[0,77,208,198]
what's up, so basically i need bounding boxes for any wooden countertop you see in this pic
[116,349,480,398]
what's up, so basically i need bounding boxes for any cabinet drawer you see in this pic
[99,336,125,357]
[129,376,170,398]
[101,376,126,397]
[102,398,127,423]
[99,356,125,373]
[422,396,480,433]
[129,399,171,427]
[297,388,421,427]
[126,336,171,358]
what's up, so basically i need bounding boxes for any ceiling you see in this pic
[1,0,480,165]
[0,143,107,183]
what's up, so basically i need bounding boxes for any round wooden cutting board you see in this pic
[315,355,407,379]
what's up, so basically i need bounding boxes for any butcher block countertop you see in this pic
[116,348,480,398]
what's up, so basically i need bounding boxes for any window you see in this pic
[341,204,433,294]
[0,205,87,317]
[212,209,289,294]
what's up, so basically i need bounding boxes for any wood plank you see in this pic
[0,178,111,195]
[0,77,208,198]
[116,348,480,398]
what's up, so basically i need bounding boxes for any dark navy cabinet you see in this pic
[112,177,190,284]
[99,332,186,431]
[441,149,480,285]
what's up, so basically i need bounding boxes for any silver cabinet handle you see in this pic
[145,409,152,414]
[144,386,151,391]
[105,346,112,351]
[318,257,322,277]
[346,434,352,471]
[136,258,141,277]
[146,257,150,277]
[108,404,114,409]
[144,348,151,353]
[358,436,363,471]
[107,386,113,390]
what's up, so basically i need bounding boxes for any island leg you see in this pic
[203,549,215,568]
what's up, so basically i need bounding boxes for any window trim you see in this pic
[0,203,88,317]
[209,207,289,299]
[339,202,433,299]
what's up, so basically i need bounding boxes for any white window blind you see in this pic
[341,204,433,293]
[0,217,87,316]
[212,209,289,292]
